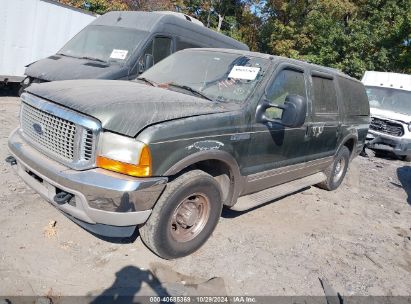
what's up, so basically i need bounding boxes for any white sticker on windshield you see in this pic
[228,66,260,80]
[110,49,128,60]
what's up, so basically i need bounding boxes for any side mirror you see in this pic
[281,94,307,128]
[138,54,154,74]
[256,94,307,128]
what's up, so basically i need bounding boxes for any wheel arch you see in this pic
[338,134,358,159]
[164,150,244,206]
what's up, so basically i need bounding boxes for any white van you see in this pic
[362,71,411,161]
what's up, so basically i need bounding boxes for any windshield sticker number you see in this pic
[228,66,260,80]
[110,49,128,60]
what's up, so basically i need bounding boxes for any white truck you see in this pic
[0,0,96,89]
[362,71,411,161]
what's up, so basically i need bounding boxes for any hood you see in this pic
[370,108,411,124]
[26,80,233,137]
[25,55,127,81]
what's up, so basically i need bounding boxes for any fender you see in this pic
[337,131,358,160]
[164,149,245,206]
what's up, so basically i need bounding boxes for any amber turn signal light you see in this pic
[96,145,152,177]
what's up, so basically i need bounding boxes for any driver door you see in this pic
[130,36,173,78]
[243,64,311,194]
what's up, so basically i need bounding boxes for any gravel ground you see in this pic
[0,95,410,298]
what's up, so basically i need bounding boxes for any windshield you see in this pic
[139,50,269,103]
[366,86,411,116]
[58,25,147,63]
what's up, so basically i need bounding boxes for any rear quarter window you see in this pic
[337,77,370,116]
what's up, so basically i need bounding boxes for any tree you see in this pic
[59,0,129,14]
[124,0,177,11]
[258,0,411,78]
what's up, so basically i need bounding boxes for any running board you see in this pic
[231,172,326,211]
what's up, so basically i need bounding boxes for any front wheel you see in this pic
[139,170,222,259]
[317,146,350,191]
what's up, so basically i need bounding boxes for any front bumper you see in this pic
[366,130,411,156]
[7,128,167,237]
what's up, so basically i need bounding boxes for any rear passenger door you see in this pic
[306,71,341,161]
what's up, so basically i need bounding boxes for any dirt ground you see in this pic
[0,95,410,299]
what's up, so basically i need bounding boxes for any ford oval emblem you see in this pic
[33,123,43,135]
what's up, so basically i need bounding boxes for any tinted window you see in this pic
[141,40,153,59]
[153,37,172,63]
[338,77,370,116]
[176,39,201,51]
[137,37,172,74]
[265,69,306,119]
[312,75,338,113]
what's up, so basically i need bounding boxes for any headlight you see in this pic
[23,77,31,85]
[96,132,151,177]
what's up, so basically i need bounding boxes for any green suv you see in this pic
[7,49,370,259]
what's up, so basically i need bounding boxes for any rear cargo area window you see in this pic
[312,75,338,114]
[338,77,370,116]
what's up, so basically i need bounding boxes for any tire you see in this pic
[317,146,350,191]
[401,155,411,162]
[374,150,386,158]
[139,170,222,259]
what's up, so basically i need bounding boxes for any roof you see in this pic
[362,71,411,91]
[90,11,248,50]
[155,11,204,26]
[181,48,360,82]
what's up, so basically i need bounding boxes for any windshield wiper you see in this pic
[167,83,213,101]
[79,56,108,64]
[136,77,157,87]
[57,53,78,59]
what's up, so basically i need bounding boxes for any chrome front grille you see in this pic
[19,93,101,169]
[21,103,77,162]
[370,117,404,137]
[82,129,94,160]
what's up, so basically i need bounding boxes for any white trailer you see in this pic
[0,0,97,84]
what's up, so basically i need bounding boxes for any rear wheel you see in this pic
[139,170,222,259]
[317,146,350,191]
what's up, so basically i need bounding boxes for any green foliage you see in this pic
[59,0,128,14]
[258,0,411,78]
